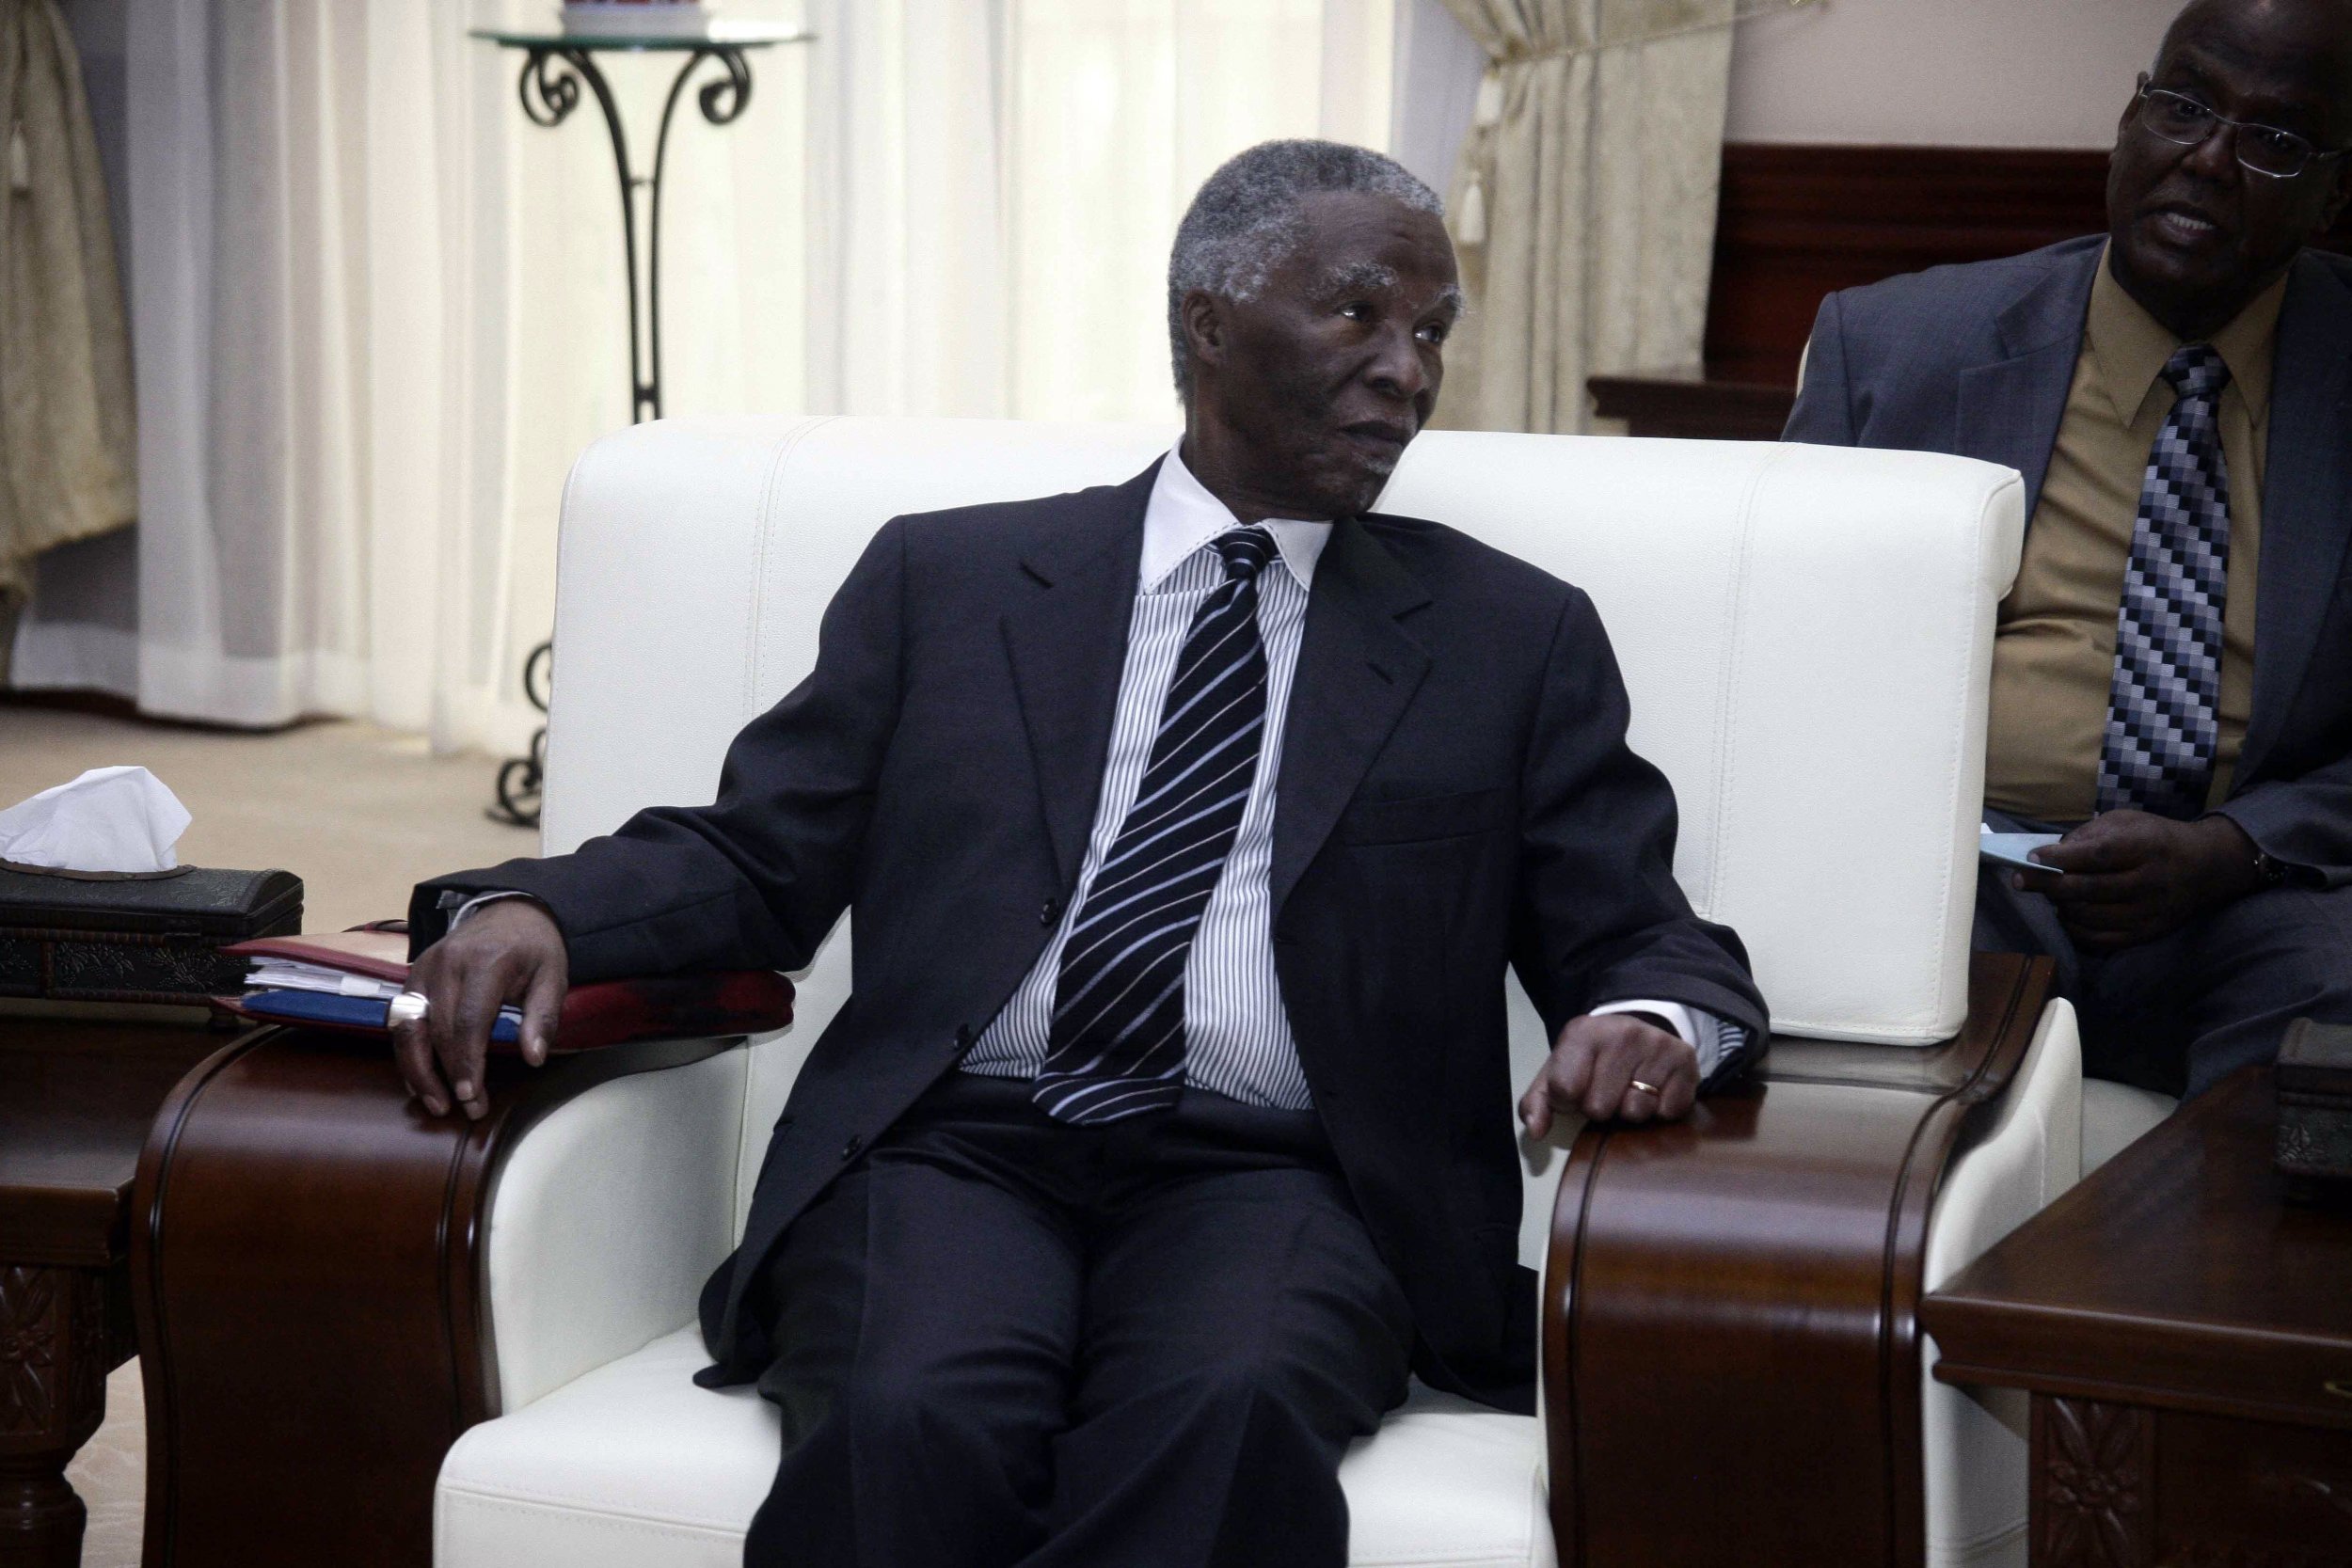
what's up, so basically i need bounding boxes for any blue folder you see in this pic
[239,988,523,1042]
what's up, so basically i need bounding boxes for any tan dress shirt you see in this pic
[1982,247,2285,826]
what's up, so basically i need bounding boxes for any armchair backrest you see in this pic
[541,417,2024,1245]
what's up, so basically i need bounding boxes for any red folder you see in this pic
[216,926,796,1053]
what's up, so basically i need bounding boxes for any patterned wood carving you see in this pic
[0,1264,105,1444]
[2037,1397,2153,1567]
[0,1266,64,1437]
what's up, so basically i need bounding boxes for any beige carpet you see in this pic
[4,704,536,1567]
[0,705,536,930]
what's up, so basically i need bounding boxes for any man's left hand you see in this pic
[2015,809,2264,952]
[1518,1014,1699,1137]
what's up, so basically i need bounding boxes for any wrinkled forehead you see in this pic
[1278,191,1464,310]
[2157,0,2352,128]
[1312,258,1467,315]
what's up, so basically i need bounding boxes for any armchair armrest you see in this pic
[132,1024,741,1568]
[1541,950,2056,1567]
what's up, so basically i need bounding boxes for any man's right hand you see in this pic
[392,898,569,1120]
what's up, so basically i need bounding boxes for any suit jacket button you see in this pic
[1040,897,1061,927]
[953,1024,974,1052]
[840,1133,863,1161]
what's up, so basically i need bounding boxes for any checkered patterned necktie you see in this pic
[1032,526,1275,1125]
[2097,343,2234,820]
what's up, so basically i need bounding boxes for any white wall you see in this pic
[1726,0,2175,148]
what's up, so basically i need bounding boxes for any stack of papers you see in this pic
[246,958,405,1000]
[240,957,522,1039]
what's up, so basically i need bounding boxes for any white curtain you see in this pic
[13,0,1434,739]
[1436,0,1744,435]
[1003,0,1391,421]
[12,0,804,749]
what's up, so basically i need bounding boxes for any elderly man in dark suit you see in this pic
[1786,0,2352,1101]
[388,140,1766,1567]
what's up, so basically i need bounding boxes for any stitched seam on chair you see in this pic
[542,441,602,850]
[1927,477,2020,1036]
[1705,446,1786,925]
[731,415,838,1223]
[1931,1516,2027,1558]
[439,1481,751,1539]
[744,415,840,724]
[1768,1016,1946,1044]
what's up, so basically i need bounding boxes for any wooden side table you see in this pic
[1922,1066,2352,1565]
[0,1015,244,1567]
[1586,364,1797,440]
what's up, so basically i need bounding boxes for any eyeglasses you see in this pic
[2134,78,2349,180]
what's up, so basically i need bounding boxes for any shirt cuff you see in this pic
[440,889,543,930]
[1589,998,1735,1081]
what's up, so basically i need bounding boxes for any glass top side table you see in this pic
[470,20,814,826]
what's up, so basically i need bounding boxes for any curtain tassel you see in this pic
[1457,175,1486,246]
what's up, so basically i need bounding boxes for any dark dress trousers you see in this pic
[410,462,1767,1529]
[1785,238,2352,1093]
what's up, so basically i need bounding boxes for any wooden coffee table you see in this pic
[0,1014,246,1567]
[1923,1065,2352,1565]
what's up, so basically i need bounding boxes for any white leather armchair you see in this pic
[208,419,2157,1566]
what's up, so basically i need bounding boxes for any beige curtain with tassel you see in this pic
[0,0,134,628]
[1435,0,1745,434]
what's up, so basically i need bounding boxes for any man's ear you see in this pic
[2114,79,2144,151]
[1181,289,1228,377]
[2324,154,2352,234]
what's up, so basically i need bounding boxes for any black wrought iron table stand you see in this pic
[472,22,812,827]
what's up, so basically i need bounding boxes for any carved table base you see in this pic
[2,1016,238,1568]
[2032,1395,2352,1567]
[1929,1069,2352,1568]
[0,1265,115,1568]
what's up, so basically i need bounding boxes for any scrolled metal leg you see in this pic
[486,40,765,826]
[487,641,553,830]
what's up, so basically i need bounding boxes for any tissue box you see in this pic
[0,865,303,1005]
[2278,1018,2352,1183]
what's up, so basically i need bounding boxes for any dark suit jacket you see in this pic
[1785,236,2352,884]
[412,462,1769,1412]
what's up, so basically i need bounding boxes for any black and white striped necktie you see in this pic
[1032,526,1276,1124]
[2099,343,2233,819]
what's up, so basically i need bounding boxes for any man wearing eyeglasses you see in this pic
[1786,0,2352,1101]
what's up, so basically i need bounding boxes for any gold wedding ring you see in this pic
[1629,1079,1661,1098]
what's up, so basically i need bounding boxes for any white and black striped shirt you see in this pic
[963,446,1731,1109]
[962,450,1325,1107]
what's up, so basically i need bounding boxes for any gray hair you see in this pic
[1167,139,1445,401]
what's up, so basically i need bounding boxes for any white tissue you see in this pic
[0,766,193,874]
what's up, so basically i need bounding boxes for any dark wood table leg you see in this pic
[0,1264,110,1568]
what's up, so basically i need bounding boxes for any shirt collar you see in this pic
[1139,444,1330,593]
[2088,241,2287,425]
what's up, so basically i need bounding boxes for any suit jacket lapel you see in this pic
[2244,253,2352,776]
[1955,247,2100,518]
[1269,515,1432,917]
[1000,464,1155,885]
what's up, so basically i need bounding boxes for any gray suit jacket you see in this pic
[1786,236,2352,884]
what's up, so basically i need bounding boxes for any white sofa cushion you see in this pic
[438,1329,1554,1568]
